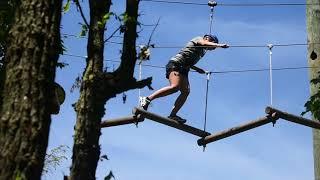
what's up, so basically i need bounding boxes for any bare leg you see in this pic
[148,71,182,101]
[170,75,190,116]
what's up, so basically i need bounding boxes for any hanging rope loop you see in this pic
[208,1,216,34]
[202,71,212,152]
[201,3,216,151]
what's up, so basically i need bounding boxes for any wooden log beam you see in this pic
[197,115,278,146]
[100,115,143,128]
[265,106,320,129]
[132,107,210,137]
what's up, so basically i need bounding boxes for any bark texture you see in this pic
[70,0,152,179]
[0,0,62,179]
[307,1,320,179]
[70,0,112,179]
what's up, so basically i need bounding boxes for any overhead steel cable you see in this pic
[218,3,319,6]
[62,53,318,74]
[212,66,317,74]
[62,33,320,48]
[153,43,317,49]
[141,0,320,6]
[141,0,207,5]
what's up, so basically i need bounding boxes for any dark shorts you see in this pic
[165,61,189,79]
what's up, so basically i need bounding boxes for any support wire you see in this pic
[268,44,274,106]
[202,72,211,151]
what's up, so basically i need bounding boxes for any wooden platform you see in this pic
[132,107,210,137]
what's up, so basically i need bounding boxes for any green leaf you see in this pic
[79,24,88,37]
[303,71,320,120]
[15,171,26,180]
[98,12,114,28]
[43,145,69,175]
[97,21,104,28]
[63,0,71,13]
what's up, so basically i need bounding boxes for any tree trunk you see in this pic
[70,1,150,178]
[0,0,16,114]
[307,0,320,179]
[70,0,111,179]
[116,0,140,77]
[0,0,62,179]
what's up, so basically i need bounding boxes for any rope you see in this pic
[268,44,274,106]
[138,61,143,104]
[202,72,211,151]
[62,33,320,48]
[141,0,320,6]
[63,53,317,74]
[141,0,207,6]
[151,43,319,49]
[201,1,217,152]
[209,8,213,34]
[208,1,216,34]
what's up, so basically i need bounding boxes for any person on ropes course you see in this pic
[140,34,229,123]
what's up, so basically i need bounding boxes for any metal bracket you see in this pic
[267,44,274,51]
[208,1,217,7]
[205,71,212,81]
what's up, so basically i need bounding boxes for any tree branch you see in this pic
[103,73,153,99]
[115,0,140,78]
[104,26,122,43]
[122,77,153,91]
[74,0,90,28]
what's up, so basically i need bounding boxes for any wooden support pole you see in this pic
[197,116,278,146]
[307,1,320,177]
[265,106,320,129]
[100,115,143,128]
[132,107,210,137]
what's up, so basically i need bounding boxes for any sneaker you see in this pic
[168,115,187,124]
[140,97,151,110]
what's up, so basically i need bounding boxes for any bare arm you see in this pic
[197,39,229,49]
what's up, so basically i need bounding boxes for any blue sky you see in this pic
[45,0,314,179]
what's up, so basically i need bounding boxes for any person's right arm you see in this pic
[197,39,229,50]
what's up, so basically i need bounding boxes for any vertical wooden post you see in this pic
[307,1,320,179]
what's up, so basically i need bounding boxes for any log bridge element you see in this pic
[198,106,320,146]
[132,107,210,137]
[100,106,320,147]
[101,115,143,128]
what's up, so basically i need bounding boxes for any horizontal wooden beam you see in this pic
[101,115,143,128]
[132,107,210,137]
[265,106,320,129]
[197,115,278,146]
